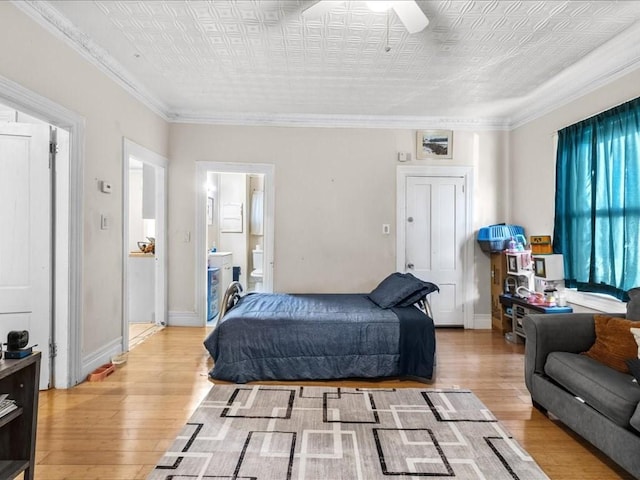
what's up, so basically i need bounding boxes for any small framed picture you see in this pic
[416,130,453,159]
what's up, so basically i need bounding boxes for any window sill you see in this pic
[564,289,626,314]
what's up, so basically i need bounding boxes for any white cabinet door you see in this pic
[0,123,51,389]
[208,252,233,309]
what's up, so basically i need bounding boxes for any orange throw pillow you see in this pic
[583,315,638,373]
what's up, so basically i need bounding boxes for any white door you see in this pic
[0,123,51,389]
[404,175,466,326]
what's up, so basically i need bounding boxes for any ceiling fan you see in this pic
[302,1,429,34]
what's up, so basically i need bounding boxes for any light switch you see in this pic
[100,214,109,230]
[382,224,390,235]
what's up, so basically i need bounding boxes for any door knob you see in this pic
[407,217,414,223]
[407,263,414,269]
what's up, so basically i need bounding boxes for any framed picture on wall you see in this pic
[416,130,453,159]
[207,197,214,225]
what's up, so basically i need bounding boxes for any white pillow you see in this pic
[631,327,640,359]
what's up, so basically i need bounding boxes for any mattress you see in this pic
[203,292,435,383]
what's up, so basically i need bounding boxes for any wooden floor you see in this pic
[34,327,633,479]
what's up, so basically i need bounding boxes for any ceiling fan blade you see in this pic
[392,1,429,33]
[302,1,344,19]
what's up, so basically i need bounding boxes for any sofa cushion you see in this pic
[631,403,640,433]
[545,351,640,428]
[583,315,638,373]
[627,358,640,383]
[627,287,640,321]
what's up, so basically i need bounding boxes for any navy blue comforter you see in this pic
[203,293,435,383]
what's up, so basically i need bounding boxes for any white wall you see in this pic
[218,173,248,288]
[0,3,169,367]
[510,69,640,238]
[168,125,507,316]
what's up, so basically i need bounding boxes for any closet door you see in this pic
[404,175,466,326]
[0,123,52,389]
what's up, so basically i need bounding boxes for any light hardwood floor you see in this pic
[34,327,633,479]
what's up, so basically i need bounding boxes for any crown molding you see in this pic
[12,0,640,132]
[507,21,640,130]
[12,0,171,121]
[168,111,512,130]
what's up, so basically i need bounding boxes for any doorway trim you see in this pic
[396,165,475,328]
[194,161,275,326]
[122,138,168,350]
[0,74,84,388]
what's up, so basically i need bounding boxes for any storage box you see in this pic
[477,224,525,253]
[530,235,552,254]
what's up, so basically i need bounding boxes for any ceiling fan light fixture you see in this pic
[303,0,429,34]
[366,1,394,12]
[391,1,429,33]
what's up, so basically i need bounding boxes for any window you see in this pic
[553,97,640,301]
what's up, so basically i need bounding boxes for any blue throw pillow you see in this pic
[368,272,439,309]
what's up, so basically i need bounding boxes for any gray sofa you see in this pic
[523,312,640,478]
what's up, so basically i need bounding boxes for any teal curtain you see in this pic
[553,97,640,300]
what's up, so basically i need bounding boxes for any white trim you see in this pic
[13,0,170,120]
[122,139,168,352]
[0,74,84,388]
[396,165,475,329]
[473,314,492,330]
[508,21,640,129]
[81,337,122,380]
[14,0,640,131]
[195,162,276,325]
[170,112,510,130]
[168,311,202,327]
[565,290,626,315]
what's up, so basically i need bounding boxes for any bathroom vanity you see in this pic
[208,252,233,320]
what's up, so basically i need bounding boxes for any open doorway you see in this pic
[206,172,266,324]
[0,75,83,389]
[0,104,70,390]
[196,162,275,326]
[122,139,167,350]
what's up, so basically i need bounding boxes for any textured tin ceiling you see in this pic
[29,0,640,127]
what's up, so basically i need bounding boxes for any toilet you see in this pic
[250,248,263,291]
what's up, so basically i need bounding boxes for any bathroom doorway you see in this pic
[206,172,265,293]
[196,162,274,326]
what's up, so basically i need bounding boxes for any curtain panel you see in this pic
[553,97,640,300]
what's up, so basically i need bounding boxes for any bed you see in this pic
[203,273,438,383]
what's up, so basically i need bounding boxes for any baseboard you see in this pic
[168,311,202,327]
[81,337,122,381]
[473,314,492,329]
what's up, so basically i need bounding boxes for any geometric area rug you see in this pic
[147,385,550,480]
